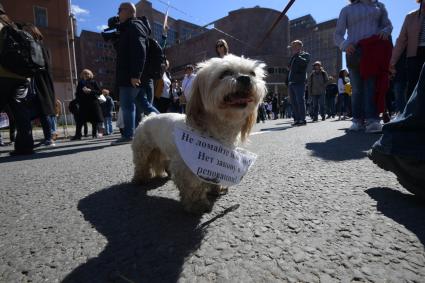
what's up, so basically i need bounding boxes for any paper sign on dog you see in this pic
[174,126,257,187]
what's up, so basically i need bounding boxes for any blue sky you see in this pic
[71,0,417,43]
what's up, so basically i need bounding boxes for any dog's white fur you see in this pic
[132,54,266,214]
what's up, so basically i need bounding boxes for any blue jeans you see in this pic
[349,67,379,123]
[373,63,425,160]
[288,83,306,122]
[311,94,325,119]
[47,115,57,133]
[119,86,159,139]
[103,116,113,135]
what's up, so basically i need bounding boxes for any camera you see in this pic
[101,16,120,42]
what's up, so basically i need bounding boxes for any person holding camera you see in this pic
[111,2,159,146]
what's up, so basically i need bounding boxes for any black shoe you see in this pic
[9,149,35,156]
[70,136,82,141]
[299,120,307,126]
[322,116,326,121]
[111,137,133,146]
[368,148,425,199]
[291,121,300,126]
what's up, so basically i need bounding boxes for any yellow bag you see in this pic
[344,83,352,96]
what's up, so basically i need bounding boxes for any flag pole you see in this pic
[257,0,296,48]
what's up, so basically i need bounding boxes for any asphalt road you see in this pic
[0,118,424,282]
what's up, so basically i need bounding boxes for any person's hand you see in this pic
[82,86,91,94]
[378,32,389,40]
[346,44,356,56]
[131,78,141,88]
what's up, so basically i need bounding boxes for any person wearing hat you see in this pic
[335,0,393,133]
[390,0,425,102]
[307,61,329,121]
[287,39,310,126]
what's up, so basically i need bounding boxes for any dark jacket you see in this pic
[34,43,56,116]
[288,51,311,84]
[326,83,339,97]
[75,79,103,123]
[116,17,149,87]
[101,96,114,117]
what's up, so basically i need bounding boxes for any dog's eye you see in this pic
[219,70,234,79]
[249,71,256,77]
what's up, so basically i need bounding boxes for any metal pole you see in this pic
[69,14,78,88]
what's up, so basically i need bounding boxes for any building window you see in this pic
[34,6,48,28]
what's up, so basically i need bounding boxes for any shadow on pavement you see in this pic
[260,126,291,132]
[305,131,378,161]
[0,144,110,163]
[63,182,203,283]
[366,187,425,246]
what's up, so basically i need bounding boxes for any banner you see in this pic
[174,126,257,187]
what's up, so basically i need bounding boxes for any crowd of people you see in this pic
[0,1,423,197]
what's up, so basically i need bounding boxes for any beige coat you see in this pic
[391,9,424,66]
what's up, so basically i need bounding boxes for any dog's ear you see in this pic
[240,111,257,142]
[186,75,205,126]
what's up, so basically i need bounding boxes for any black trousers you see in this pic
[406,46,425,101]
[0,77,33,153]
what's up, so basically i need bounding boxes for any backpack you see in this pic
[144,37,165,80]
[0,25,45,77]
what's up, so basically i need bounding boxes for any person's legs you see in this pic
[9,100,34,153]
[363,76,379,124]
[393,80,407,114]
[348,67,364,124]
[369,62,425,198]
[107,117,113,134]
[288,83,299,123]
[311,95,318,120]
[119,87,137,139]
[137,84,160,115]
[319,94,326,119]
[295,83,306,123]
[39,115,53,142]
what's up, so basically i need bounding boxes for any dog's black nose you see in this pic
[237,75,251,86]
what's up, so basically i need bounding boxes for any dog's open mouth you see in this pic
[223,92,253,108]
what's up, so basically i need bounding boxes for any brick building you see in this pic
[2,0,77,102]
[164,6,291,92]
[75,31,117,96]
[290,15,342,78]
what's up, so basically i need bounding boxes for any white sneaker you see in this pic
[348,122,364,131]
[365,122,382,133]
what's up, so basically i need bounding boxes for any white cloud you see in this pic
[96,25,109,31]
[71,4,89,16]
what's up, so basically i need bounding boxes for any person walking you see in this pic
[101,89,114,135]
[111,2,159,145]
[22,23,56,147]
[308,61,329,121]
[287,40,310,126]
[368,62,425,200]
[325,76,338,118]
[0,8,33,155]
[181,64,196,111]
[71,69,104,140]
[335,0,393,133]
[390,0,425,102]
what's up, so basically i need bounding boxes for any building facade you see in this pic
[75,31,117,96]
[2,0,76,103]
[164,6,291,95]
[290,15,342,78]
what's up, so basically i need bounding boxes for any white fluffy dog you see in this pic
[132,54,266,214]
